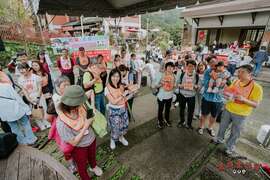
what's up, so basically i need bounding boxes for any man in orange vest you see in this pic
[213,64,263,156]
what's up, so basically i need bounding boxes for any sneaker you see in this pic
[177,122,185,128]
[110,139,116,150]
[212,87,219,93]
[27,137,38,146]
[210,138,221,145]
[225,150,239,158]
[207,128,215,137]
[90,166,103,176]
[197,128,204,135]
[68,163,77,174]
[43,120,51,129]
[157,123,164,129]
[119,136,129,146]
[186,125,194,130]
[36,121,46,131]
[164,120,172,127]
[225,149,233,155]
[207,87,212,93]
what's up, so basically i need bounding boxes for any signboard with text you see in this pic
[50,35,109,54]
[50,35,111,61]
[71,50,111,62]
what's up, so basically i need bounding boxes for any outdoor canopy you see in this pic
[37,0,216,17]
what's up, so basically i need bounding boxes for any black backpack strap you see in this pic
[195,73,199,85]
[179,71,185,84]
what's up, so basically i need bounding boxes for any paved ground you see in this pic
[103,67,270,179]
[117,124,209,180]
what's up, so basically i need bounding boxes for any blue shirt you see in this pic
[202,68,223,103]
[254,50,268,64]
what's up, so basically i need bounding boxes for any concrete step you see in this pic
[236,138,270,164]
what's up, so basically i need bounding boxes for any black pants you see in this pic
[157,98,172,125]
[63,72,75,85]
[47,74,54,94]
[127,97,134,119]
[179,93,195,127]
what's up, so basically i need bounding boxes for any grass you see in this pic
[180,143,218,180]
[110,165,128,180]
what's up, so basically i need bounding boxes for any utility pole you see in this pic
[29,0,45,45]
[80,15,84,37]
[146,16,149,45]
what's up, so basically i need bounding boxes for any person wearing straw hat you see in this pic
[56,85,103,180]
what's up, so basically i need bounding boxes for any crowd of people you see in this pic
[152,43,263,158]
[0,41,265,179]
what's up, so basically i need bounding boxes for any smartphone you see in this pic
[85,103,94,119]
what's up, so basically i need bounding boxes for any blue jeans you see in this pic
[228,64,237,76]
[7,114,37,144]
[217,110,245,152]
[95,92,106,115]
[253,62,262,76]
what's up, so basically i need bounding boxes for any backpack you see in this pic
[179,72,199,85]
[82,71,95,91]
[0,133,18,159]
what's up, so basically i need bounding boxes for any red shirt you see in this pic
[42,62,50,74]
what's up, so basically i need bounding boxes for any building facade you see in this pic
[182,0,270,50]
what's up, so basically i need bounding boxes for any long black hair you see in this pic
[37,51,45,61]
[108,68,122,89]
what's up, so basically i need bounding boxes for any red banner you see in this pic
[216,55,229,66]
[71,50,111,62]
[199,31,205,40]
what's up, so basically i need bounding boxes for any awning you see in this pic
[62,17,103,27]
[38,0,216,17]
[182,0,270,18]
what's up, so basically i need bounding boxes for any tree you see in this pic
[0,0,40,65]
[141,9,183,48]
[0,0,31,24]
[166,26,182,46]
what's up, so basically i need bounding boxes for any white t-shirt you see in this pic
[60,56,72,70]
[18,74,41,102]
[144,63,155,79]
[52,93,61,114]
[134,59,145,72]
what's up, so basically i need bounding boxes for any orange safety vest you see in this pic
[106,84,126,106]
[162,73,175,92]
[227,79,254,104]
